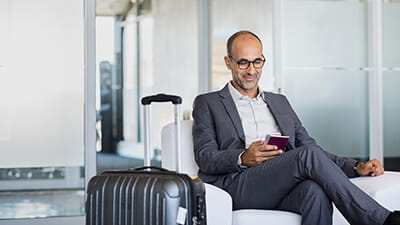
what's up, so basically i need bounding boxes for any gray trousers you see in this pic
[226,144,391,225]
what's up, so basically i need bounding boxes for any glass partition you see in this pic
[283,0,368,68]
[0,0,85,219]
[284,71,369,159]
[382,1,400,170]
[97,0,200,169]
[282,0,369,160]
[383,71,400,168]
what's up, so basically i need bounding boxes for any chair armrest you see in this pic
[333,171,400,225]
[205,183,233,225]
[350,171,400,211]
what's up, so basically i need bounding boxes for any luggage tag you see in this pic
[177,207,187,224]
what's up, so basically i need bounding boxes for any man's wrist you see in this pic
[238,151,247,168]
[354,161,362,177]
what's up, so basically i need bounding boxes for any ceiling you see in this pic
[96,0,132,16]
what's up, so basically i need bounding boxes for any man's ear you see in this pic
[224,56,232,70]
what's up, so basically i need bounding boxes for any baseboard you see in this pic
[384,157,400,171]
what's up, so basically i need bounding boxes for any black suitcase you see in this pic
[86,94,206,225]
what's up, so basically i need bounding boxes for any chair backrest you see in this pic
[160,120,199,175]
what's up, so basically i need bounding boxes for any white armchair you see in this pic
[161,120,400,225]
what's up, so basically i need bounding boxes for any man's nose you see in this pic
[246,63,257,74]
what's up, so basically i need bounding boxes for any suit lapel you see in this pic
[262,92,294,149]
[219,84,245,142]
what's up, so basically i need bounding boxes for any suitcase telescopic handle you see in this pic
[141,93,182,172]
[141,94,182,105]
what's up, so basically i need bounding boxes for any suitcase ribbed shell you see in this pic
[86,170,205,225]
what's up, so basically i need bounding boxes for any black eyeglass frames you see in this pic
[229,55,266,70]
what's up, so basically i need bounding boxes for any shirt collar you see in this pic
[228,81,264,101]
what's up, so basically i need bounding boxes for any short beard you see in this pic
[237,73,258,90]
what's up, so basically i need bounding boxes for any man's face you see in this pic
[224,35,264,95]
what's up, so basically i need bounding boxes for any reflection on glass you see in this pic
[0,190,84,219]
[0,167,65,181]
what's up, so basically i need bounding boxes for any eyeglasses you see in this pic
[229,55,266,70]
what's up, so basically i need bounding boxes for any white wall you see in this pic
[0,0,84,167]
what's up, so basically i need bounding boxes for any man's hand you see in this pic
[356,159,384,177]
[240,140,284,167]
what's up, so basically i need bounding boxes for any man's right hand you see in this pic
[240,140,284,167]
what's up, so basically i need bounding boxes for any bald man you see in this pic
[192,30,400,225]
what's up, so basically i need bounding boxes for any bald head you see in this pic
[223,31,264,98]
[226,31,263,57]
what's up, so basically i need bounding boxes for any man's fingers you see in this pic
[263,144,278,150]
[356,159,385,177]
[366,161,384,176]
[371,168,383,176]
[371,158,384,169]
[366,159,384,174]
[244,142,285,166]
[375,167,384,176]
[258,150,283,158]
[365,162,376,171]
[370,167,377,176]
[250,140,265,147]
[251,144,277,152]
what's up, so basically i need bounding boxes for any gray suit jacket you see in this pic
[192,83,358,189]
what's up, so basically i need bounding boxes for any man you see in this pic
[192,30,400,225]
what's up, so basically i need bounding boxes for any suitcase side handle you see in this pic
[141,94,182,105]
[133,166,170,172]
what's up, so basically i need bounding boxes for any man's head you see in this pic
[224,31,265,98]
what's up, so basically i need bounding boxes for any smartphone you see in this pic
[265,135,290,151]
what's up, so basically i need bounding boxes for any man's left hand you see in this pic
[356,159,384,177]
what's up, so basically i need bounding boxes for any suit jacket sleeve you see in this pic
[281,96,359,178]
[192,95,243,175]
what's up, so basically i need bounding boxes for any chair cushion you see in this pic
[351,171,400,211]
[232,209,301,225]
